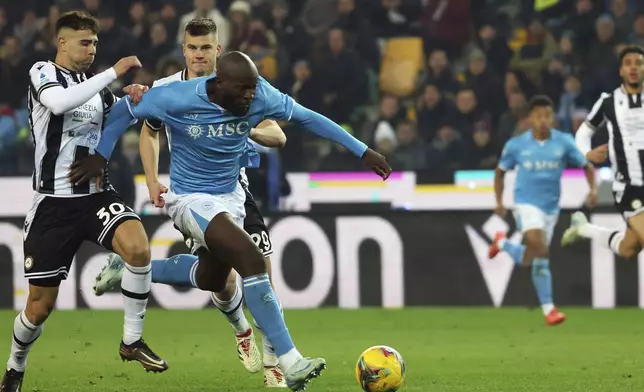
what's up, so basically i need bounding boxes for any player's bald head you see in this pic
[217,51,258,82]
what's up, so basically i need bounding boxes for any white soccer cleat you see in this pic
[93,253,125,296]
[561,211,589,247]
[264,365,287,388]
[235,328,262,373]
[285,357,326,391]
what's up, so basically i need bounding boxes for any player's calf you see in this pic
[111,221,167,373]
[1,285,56,392]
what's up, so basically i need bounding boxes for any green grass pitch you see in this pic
[2,308,644,391]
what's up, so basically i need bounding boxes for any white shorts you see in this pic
[164,182,246,250]
[513,204,558,245]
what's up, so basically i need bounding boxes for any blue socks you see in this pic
[243,273,294,357]
[531,258,553,309]
[151,254,199,288]
[500,240,525,265]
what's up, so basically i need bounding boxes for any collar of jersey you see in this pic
[196,73,226,112]
[49,61,81,75]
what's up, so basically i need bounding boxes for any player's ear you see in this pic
[217,44,222,55]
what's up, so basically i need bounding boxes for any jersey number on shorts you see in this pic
[250,231,271,254]
[96,203,130,226]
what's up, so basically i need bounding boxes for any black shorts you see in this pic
[23,190,139,287]
[613,185,644,220]
[243,187,273,257]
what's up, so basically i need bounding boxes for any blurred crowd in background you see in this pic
[0,0,638,205]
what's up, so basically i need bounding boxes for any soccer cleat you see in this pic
[561,211,588,247]
[93,253,125,296]
[545,308,566,326]
[0,369,24,392]
[488,232,507,259]
[285,357,326,391]
[235,328,262,373]
[119,339,168,373]
[264,365,287,388]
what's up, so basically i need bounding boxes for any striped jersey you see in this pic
[145,69,251,188]
[28,61,115,196]
[586,85,644,190]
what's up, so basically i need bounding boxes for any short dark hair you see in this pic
[619,45,644,65]
[185,18,218,36]
[527,95,554,111]
[55,11,98,35]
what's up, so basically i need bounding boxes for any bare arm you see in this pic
[139,122,160,184]
[250,120,287,147]
[584,163,598,208]
[494,167,507,216]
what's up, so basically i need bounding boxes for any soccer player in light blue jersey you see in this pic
[488,95,597,326]
[69,51,391,391]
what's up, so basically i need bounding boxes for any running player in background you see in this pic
[562,46,644,261]
[1,11,166,392]
[489,95,597,326]
[92,18,288,387]
[69,51,391,391]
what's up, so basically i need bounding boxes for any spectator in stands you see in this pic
[315,27,368,124]
[318,126,364,171]
[365,94,407,144]
[589,15,618,69]
[334,0,380,70]
[177,0,229,50]
[371,0,419,38]
[557,31,583,76]
[542,54,565,107]
[610,0,633,41]
[0,7,10,42]
[14,9,44,49]
[424,49,460,97]
[416,83,458,142]
[466,122,497,169]
[476,18,512,75]
[240,18,278,81]
[557,73,583,133]
[227,0,252,51]
[372,121,401,166]
[564,0,598,55]
[159,3,179,40]
[156,57,184,78]
[427,124,466,170]
[631,13,644,46]
[453,88,491,137]
[83,0,102,17]
[141,22,175,70]
[421,0,471,60]
[127,2,149,50]
[462,48,504,120]
[504,69,537,101]
[288,60,323,113]
[95,9,132,66]
[267,0,310,64]
[510,17,557,81]
[0,36,29,109]
[391,120,426,170]
[496,91,527,147]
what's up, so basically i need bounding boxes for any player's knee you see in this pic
[620,244,639,259]
[25,293,56,325]
[194,265,228,293]
[238,247,267,277]
[118,241,150,267]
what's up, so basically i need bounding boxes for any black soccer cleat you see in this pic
[119,339,168,373]
[0,369,24,392]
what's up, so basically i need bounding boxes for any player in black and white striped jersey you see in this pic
[0,11,167,392]
[562,46,644,262]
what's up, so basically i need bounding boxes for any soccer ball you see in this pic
[355,345,406,392]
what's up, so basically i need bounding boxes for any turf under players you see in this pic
[0,12,167,392]
[488,95,597,325]
[69,52,392,391]
[92,18,288,387]
[562,46,644,260]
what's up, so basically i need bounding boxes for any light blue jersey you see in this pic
[498,129,587,214]
[96,75,367,194]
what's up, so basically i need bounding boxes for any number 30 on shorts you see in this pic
[96,203,131,227]
[250,231,272,254]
